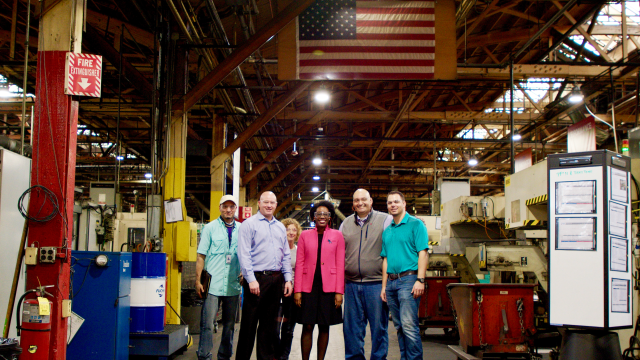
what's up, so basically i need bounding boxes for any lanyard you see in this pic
[221,217,235,246]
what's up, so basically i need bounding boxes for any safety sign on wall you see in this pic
[65,52,102,97]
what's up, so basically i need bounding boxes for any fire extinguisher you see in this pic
[16,289,52,360]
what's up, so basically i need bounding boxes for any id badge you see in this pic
[226,254,232,264]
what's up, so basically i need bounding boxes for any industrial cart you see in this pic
[447,283,538,360]
[419,276,460,337]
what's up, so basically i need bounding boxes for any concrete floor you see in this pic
[174,321,551,360]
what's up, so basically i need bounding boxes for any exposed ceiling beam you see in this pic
[334,83,388,111]
[500,8,544,24]
[275,110,546,122]
[359,88,419,179]
[311,159,510,169]
[458,64,621,79]
[462,28,551,49]
[555,25,640,36]
[171,0,315,120]
[274,167,315,204]
[457,0,501,47]
[241,112,326,184]
[83,25,205,142]
[554,30,604,62]
[552,0,612,62]
[275,183,307,215]
[85,9,154,49]
[515,83,543,112]
[84,25,153,101]
[336,91,400,112]
[210,81,311,170]
[261,153,311,193]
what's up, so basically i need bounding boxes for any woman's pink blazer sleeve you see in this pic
[293,231,307,293]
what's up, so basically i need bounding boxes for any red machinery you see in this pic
[419,276,460,337]
[448,283,537,358]
[18,297,53,360]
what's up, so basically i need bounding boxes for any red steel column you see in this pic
[27,0,84,357]
[26,50,77,360]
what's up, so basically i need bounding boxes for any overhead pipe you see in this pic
[169,0,258,126]
[174,0,315,115]
[20,0,31,156]
[165,0,214,69]
[199,0,281,170]
[149,6,162,194]
[246,58,278,64]
[236,11,269,107]
[204,0,259,115]
[0,135,31,156]
[455,0,477,27]
[157,22,175,184]
[203,1,282,175]
[510,61,515,174]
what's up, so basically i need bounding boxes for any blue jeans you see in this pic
[385,274,422,360]
[344,281,389,360]
[197,294,240,360]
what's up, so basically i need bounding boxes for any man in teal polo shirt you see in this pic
[380,190,429,360]
[196,195,242,360]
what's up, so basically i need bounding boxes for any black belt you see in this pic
[388,270,418,280]
[255,270,282,276]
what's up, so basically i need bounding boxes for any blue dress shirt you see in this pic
[237,211,292,283]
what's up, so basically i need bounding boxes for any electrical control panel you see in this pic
[440,195,506,254]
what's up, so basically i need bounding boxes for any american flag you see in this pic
[297,0,435,80]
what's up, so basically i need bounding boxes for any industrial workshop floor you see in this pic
[174,321,553,360]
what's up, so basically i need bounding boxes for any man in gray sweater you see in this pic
[340,189,393,360]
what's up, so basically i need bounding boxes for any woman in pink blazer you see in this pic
[293,200,345,360]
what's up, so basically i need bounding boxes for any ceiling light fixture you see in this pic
[468,157,478,166]
[312,187,320,192]
[314,90,330,104]
[512,133,522,141]
[116,155,124,161]
[312,156,322,166]
[312,174,320,181]
[568,84,584,104]
[144,173,153,179]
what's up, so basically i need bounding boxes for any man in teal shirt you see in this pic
[196,195,242,360]
[380,191,429,360]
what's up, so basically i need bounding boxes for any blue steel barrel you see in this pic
[130,252,167,333]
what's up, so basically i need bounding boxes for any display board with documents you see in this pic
[548,150,632,329]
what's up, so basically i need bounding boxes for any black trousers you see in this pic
[236,272,284,360]
[276,293,295,360]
